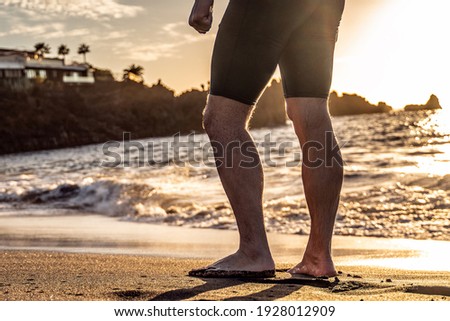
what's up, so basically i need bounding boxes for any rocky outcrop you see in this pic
[404,94,442,111]
[328,92,393,116]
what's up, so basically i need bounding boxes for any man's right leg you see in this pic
[286,97,344,277]
[278,0,345,278]
[197,95,274,273]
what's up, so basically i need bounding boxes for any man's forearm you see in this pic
[194,0,214,12]
[189,0,214,34]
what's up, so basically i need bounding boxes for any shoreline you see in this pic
[1,213,449,271]
[1,214,449,301]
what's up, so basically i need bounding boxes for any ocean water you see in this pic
[1,109,449,241]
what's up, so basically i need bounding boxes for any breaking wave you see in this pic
[1,109,450,240]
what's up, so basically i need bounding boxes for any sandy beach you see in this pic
[0,214,449,301]
[1,0,450,308]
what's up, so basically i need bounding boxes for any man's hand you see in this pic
[189,0,214,34]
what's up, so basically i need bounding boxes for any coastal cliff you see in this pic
[329,92,393,116]
[0,79,443,155]
[0,80,286,155]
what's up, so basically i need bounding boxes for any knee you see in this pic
[202,105,220,137]
[203,103,232,140]
[286,98,332,140]
[202,95,253,138]
[286,98,329,122]
[286,105,309,142]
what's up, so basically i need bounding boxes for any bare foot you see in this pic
[197,250,275,272]
[288,254,337,278]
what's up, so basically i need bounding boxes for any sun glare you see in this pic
[334,0,450,109]
[339,238,450,272]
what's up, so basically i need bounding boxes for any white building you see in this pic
[0,48,95,86]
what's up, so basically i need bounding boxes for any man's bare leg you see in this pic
[201,95,275,272]
[286,97,344,277]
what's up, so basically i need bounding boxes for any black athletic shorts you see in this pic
[210,0,345,105]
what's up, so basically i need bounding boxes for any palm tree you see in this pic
[58,44,70,63]
[78,44,90,63]
[123,64,144,83]
[34,42,51,58]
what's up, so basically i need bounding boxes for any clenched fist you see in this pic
[189,0,214,34]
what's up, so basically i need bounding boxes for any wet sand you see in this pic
[0,214,449,301]
[1,251,449,301]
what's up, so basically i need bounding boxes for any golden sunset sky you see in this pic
[0,0,449,109]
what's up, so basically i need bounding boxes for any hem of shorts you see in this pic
[209,91,257,106]
[284,93,330,99]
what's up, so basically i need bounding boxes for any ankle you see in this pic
[238,245,273,262]
[305,234,333,255]
[303,247,333,263]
